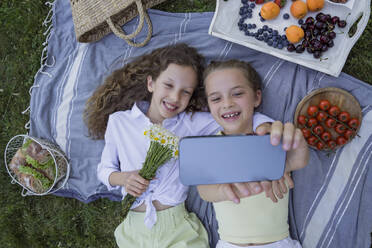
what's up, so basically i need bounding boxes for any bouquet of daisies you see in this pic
[121,124,179,220]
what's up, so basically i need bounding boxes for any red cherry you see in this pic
[327,140,337,149]
[334,123,346,134]
[321,131,331,142]
[302,128,311,138]
[325,118,336,128]
[307,105,319,117]
[336,136,347,146]
[328,106,340,116]
[313,125,324,135]
[348,118,360,129]
[298,115,308,126]
[338,111,350,122]
[307,117,318,127]
[318,99,331,111]
[316,111,327,122]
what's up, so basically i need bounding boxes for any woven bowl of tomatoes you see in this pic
[294,87,362,151]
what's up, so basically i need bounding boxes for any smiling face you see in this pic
[146,63,198,124]
[205,68,261,135]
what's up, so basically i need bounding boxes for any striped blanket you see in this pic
[29,0,372,247]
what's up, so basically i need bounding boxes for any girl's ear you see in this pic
[147,76,154,93]
[254,90,262,108]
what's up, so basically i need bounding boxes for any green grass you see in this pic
[0,0,371,247]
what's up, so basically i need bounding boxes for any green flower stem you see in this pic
[120,141,174,221]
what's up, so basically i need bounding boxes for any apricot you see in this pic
[285,25,305,43]
[306,0,324,11]
[260,2,281,20]
[290,0,308,19]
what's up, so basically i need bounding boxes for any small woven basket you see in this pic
[4,135,70,196]
[70,0,166,47]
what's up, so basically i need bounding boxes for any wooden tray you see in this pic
[294,87,362,150]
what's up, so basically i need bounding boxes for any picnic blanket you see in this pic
[29,0,372,247]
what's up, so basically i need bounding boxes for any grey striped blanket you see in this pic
[29,0,371,247]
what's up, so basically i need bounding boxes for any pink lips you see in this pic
[221,111,240,121]
[163,101,178,112]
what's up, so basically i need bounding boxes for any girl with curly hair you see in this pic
[84,43,274,247]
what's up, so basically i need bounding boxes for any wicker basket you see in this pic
[70,0,166,47]
[4,135,70,196]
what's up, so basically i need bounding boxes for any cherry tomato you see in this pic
[325,118,336,128]
[318,99,331,111]
[316,111,327,122]
[307,117,318,128]
[334,123,346,134]
[316,141,325,150]
[297,115,308,126]
[344,129,354,140]
[313,125,324,135]
[302,128,311,139]
[321,131,331,142]
[336,136,347,146]
[307,105,319,117]
[348,118,360,129]
[338,111,350,122]
[307,136,319,146]
[328,106,340,116]
[327,140,337,150]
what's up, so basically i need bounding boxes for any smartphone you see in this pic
[178,134,286,186]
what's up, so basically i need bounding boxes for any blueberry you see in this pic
[247,13,252,18]
[242,0,248,3]
[281,34,287,40]
[263,25,268,30]
[268,40,273,46]
[273,42,278,48]
[252,24,257,29]
[245,30,250,36]
[258,29,263,34]
[273,30,278,36]
[263,32,268,37]
[260,17,265,22]
[298,19,304,25]
[268,33,273,39]
[239,18,245,24]
[264,36,269,42]
[284,27,287,31]
[239,25,244,31]
[283,13,290,20]
[268,28,273,33]
[278,44,283,49]
[247,8,252,13]
[250,3,255,8]
[247,24,252,29]
[258,36,264,41]
[255,32,259,38]
[242,23,248,30]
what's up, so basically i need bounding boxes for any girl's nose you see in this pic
[169,90,180,102]
[223,97,234,109]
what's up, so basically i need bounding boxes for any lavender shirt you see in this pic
[97,101,273,228]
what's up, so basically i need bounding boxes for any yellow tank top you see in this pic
[214,188,289,244]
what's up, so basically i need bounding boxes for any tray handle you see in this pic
[344,4,371,51]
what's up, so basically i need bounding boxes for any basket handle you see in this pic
[106,0,153,47]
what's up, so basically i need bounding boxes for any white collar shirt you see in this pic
[97,101,273,228]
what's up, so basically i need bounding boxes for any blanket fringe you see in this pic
[22,1,56,130]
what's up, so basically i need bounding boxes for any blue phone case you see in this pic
[178,135,286,185]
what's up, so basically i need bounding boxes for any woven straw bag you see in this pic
[70,0,166,47]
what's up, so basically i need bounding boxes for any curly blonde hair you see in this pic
[84,43,206,139]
